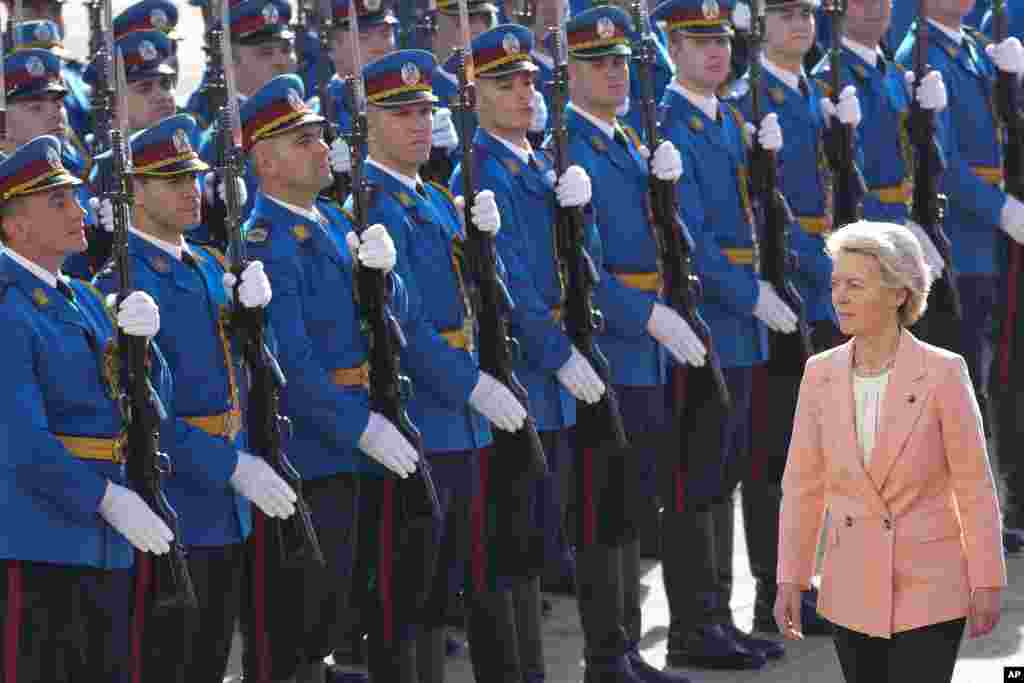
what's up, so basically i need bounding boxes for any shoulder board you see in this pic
[721,76,750,101]
[245,220,272,244]
[426,180,457,208]
[193,244,228,269]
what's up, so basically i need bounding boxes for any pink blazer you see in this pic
[777,330,1006,638]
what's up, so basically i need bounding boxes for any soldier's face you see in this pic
[7,187,86,259]
[569,55,629,111]
[434,12,496,55]
[669,33,732,94]
[931,0,975,18]
[21,0,63,34]
[369,102,433,172]
[764,4,816,62]
[124,75,177,133]
[136,174,201,234]
[478,71,537,135]
[268,123,332,193]
[845,0,891,46]
[331,23,397,75]
[8,95,65,146]
[234,38,296,96]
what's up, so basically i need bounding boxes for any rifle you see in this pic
[629,0,730,410]
[398,0,437,50]
[747,0,814,361]
[5,0,18,54]
[549,5,628,452]
[822,0,866,228]
[910,0,960,320]
[216,0,324,568]
[452,0,548,484]
[317,0,351,204]
[105,38,197,611]
[87,0,103,58]
[198,4,229,250]
[347,0,441,523]
[512,0,535,27]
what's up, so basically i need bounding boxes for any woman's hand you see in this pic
[968,587,1002,638]
[774,582,805,640]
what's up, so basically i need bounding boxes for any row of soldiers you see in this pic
[3,0,1024,682]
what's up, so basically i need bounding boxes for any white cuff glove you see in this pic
[556,346,606,404]
[468,372,527,432]
[753,280,798,333]
[1001,195,1024,244]
[89,196,118,233]
[230,451,297,519]
[358,412,420,477]
[732,1,751,31]
[905,69,947,111]
[222,260,273,308]
[650,140,683,182]
[98,481,174,555]
[114,290,160,337]
[203,172,248,208]
[820,85,861,127]
[646,302,707,366]
[904,220,945,276]
[555,165,592,207]
[329,137,352,174]
[455,190,502,235]
[345,223,397,272]
[530,90,549,133]
[748,112,783,151]
[431,107,459,151]
[987,37,1024,74]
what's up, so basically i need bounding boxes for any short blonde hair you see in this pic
[825,220,934,327]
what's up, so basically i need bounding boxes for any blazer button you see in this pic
[845,515,853,527]
[884,518,892,531]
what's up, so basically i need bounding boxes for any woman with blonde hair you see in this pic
[774,221,1006,682]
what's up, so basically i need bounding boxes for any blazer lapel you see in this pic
[865,330,930,491]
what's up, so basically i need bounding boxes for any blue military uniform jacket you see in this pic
[726,68,836,324]
[660,87,768,368]
[562,105,666,387]
[198,112,258,226]
[244,193,409,477]
[452,128,577,432]
[813,45,914,224]
[0,253,172,568]
[360,161,491,453]
[897,21,1007,275]
[93,233,251,548]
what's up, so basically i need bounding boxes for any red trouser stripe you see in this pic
[379,479,395,644]
[749,364,768,483]
[4,563,21,683]
[130,551,152,683]
[470,447,490,595]
[999,244,1022,385]
[252,511,270,683]
[581,447,595,547]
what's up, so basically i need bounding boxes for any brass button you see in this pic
[883,518,892,531]
[845,515,853,527]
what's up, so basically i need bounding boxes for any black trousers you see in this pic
[140,543,245,683]
[831,617,965,683]
[0,560,132,683]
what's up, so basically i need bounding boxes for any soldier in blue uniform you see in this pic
[358,48,538,682]
[17,0,67,37]
[91,114,299,683]
[0,135,172,681]
[560,6,715,680]
[112,0,182,74]
[239,74,421,683]
[896,0,1024,554]
[450,24,608,683]
[655,0,789,670]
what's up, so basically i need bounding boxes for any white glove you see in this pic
[905,220,945,277]
[732,1,751,31]
[468,372,527,432]
[555,165,591,207]
[820,85,861,127]
[905,69,947,111]
[203,172,248,208]
[556,346,605,404]
[747,112,783,151]
[455,190,502,235]
[1001,195,1024,244]
[222,260,273,308]
[358,412,420,477]
[650,140,683,182]
[229,451,297,519]
[646,303,707,366]
[98,481,174,555]
[89,196,117,233]
[987,37,1024,74]
[329,137,352,174]
[431,107,459,151]
[345,223,397,272]
[116,290,160,337]
[753,280,798,333]
[530,90,549,133]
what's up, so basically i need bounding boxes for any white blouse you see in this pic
[853,370,890,465]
